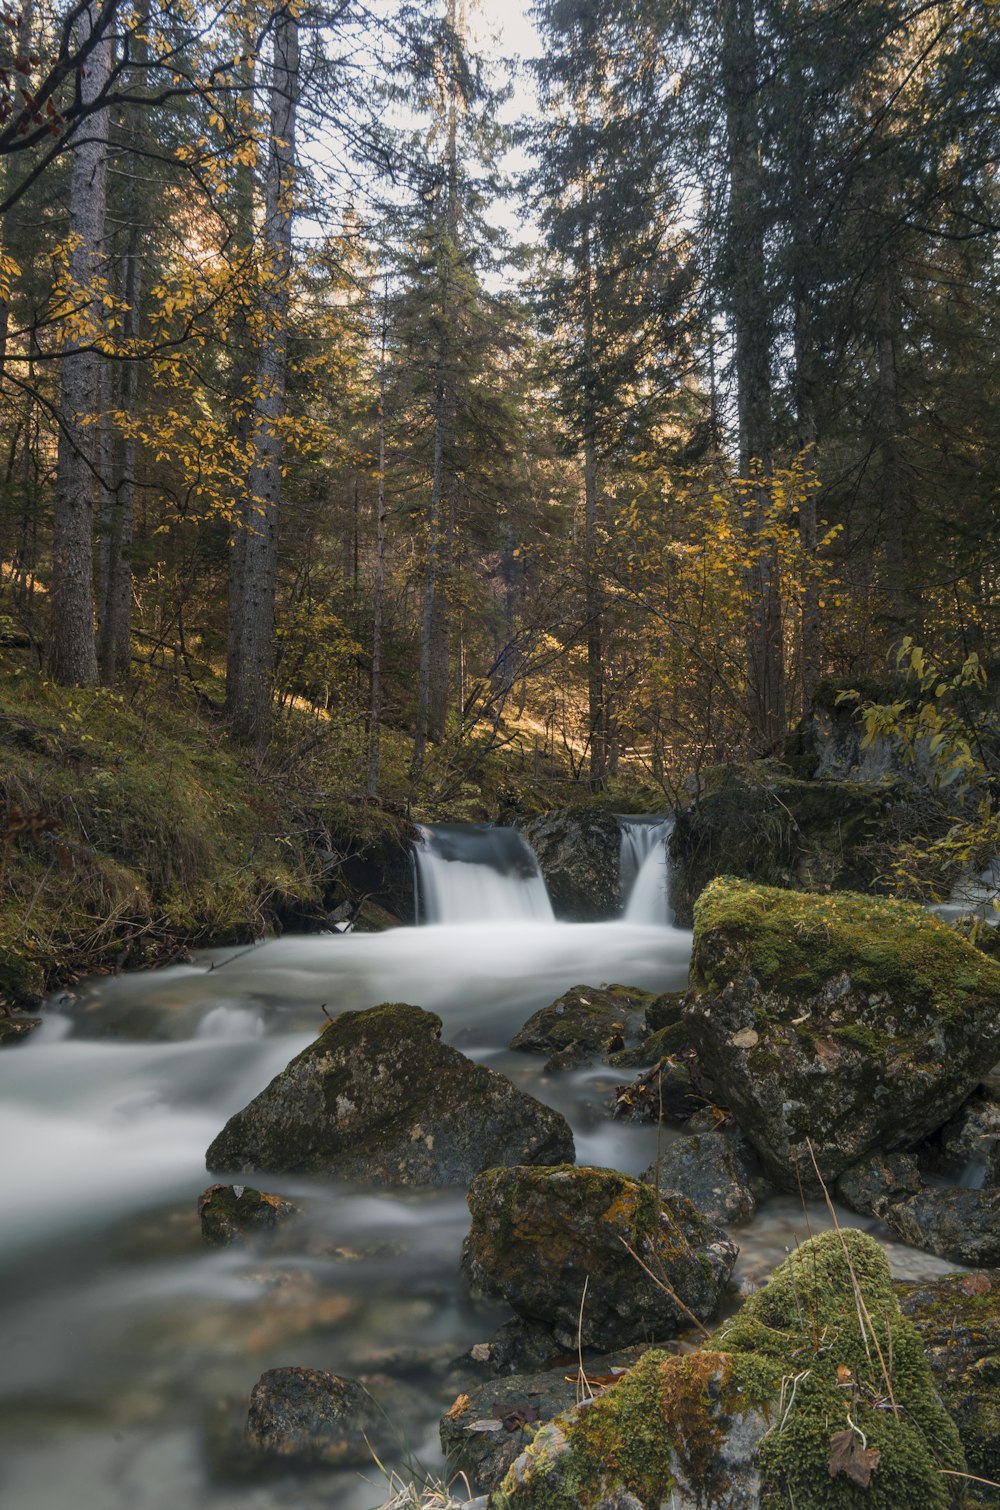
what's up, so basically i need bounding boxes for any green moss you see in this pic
[493,1230,965,1509]
[692,876,1000,1028]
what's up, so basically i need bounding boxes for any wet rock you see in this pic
[988,1141,1000,1189]
[885,1187,1000,1266]
[515,808,621,922]
[0,1013,41,1047]
[611,1056,703,1123]
[668,762,910,924]
[930,1091,1000,1183]
[440,1349,649,1493]
[836,1152,923,1218]
[897,1269,1000,1493]
[205,1003,574,1185]
[244,1366,386,1467]
[641,1132,756,1227]
[461,1165,737,1352]
[645,990,688,1034]
[480,1318,563,1377]
[510,984,651,1060]
[686,878,1000,1192]
[606,1021,693,1070]
[197,1184,299,1247]
[496,1229,965,1509]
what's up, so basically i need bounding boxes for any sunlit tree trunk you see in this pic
[367,277,389,799]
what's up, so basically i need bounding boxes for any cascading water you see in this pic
[0,821,958,1510]
[619,815,674,925]
[414,822,555,924]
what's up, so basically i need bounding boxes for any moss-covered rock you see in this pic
[510,985,653,1060]
[491,1230,965,1509]
[668,762,922,925]
[515,809,622,922]
[686,878,1000,1190]
[897,1269,1000,1497]
[461,1165,737,1352]
[197,1183,299,1246]
[205,1003,574,1185]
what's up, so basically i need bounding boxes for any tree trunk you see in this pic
[367,278,389,800]
[49,0,110,685]
[719,0,785,751]
[224,54,256,709]
[876,252,908,624]
[230,12,298,750]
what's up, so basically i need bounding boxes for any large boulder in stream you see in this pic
[205,1003,574,1185]
[685,878,1000,1192]
[514,807,621,921]
[461,1165,737,1351]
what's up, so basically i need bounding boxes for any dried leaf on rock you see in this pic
[828,1429,881,1488]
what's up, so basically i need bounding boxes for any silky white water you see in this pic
[619,816,674,926]
[0,828,960,1510]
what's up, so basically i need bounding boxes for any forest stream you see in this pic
[0,825,965,1510]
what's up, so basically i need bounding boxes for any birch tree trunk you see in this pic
[49,0,111,685]
[230,10,299,749]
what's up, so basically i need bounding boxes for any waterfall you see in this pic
[619,815,674,925]
[414,824,555,924]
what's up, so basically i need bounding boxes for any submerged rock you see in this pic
[897,1269,1000,1492]
[493,1229,965,1509]
[686,878,1000,1191]
[836,1151,923,1218]
[243,1366,386,1467]
[515,808,621,922]
[885,1187,1000,1267]
[461,1165,737,1352]
[641,1132,757,1227]
[197,1183,298,1247]
[205,1003,574,1185]
[510,984,651,1060]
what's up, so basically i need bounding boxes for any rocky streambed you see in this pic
[2,866,999,1508]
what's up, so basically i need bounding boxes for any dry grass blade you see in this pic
[576,1273,595,1402]
[805,1138,899,1418]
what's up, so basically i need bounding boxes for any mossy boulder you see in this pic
[641,1132,757,1228]
[515,809,621,922]
[669,762,914,925]
[510,985,653,1060]
[205,1003,574,1185]
[461,1165,738,1352]
[686,878,1000,1191]
[492,1229,965,1509]
[897,1269,1000,1495]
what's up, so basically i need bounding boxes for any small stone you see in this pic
[244,1366,386,1467]
[197,1184,298,1247]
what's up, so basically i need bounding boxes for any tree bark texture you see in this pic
[49,0,111,685]
[719,0,786,751]
[230,12,298,749]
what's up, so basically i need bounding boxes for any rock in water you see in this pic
[686,878,1000,1190]
[510,984,652,1059]
[205,1003,574,1185]
[461,1165,737,1351]
[836,1151,923,1218]
[244,1367,385,1466]
[493,1229,965,1509]
[897,1269,1000,1491]
[515,808,621,921]
[197,1183,298,1246]
[0,1013,41,1047]
[885,1187,1000,1266]
[642,1132,757,1227]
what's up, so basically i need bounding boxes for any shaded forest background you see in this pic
[0,0,998,834]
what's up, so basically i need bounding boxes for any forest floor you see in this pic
[0,652,660,1010]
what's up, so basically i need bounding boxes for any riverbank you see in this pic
[0,663,660,1010]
